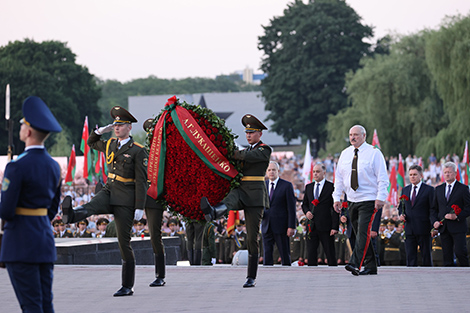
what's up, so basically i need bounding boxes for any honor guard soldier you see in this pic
[201,114,272,287]
[74,219,93,238]
[62,106,148,297]
[143,118,167,287]
[0,96,62,312]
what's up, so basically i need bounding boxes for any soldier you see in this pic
[56,220,73,238]
[74,219,93,238]
[165,219,187,260]
[133,218,150,237]
[95,217,109,238]
[62,106,147,297]
[0,96,62,312]
[201,114,272,287]
[291,218,306,264]
[229,222,248,259]
[202,221,217,265]
[52,219,61,237]
[384,221,401,265]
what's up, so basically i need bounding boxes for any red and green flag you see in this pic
[64,145,76,186]
[397,154,405,188]
[81,116,93,181]
[463,141,469,185]
[94,151,108,184]
[372,129,381,149]
[387,164,398,207]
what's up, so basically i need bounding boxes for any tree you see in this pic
[327,33,446,156]
[0,39,101,153]
[258,0,373,146]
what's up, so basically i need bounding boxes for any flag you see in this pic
[226,210,239,236]
[463,141,469,185]
[81,116,93,181]
[418,157,423,168]
[387,165,398,207]
[64,145,76,185]
[372,129,381,149]
[95,151,108,184]
[397,154,405,188]
[301,141,312,184]
[456,164,462,183]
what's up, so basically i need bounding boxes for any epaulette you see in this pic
[133,142,144,148]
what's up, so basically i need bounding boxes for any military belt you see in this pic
[15,207,47,216]
[241,176,265,181]
[467,235,470,238]
[384,247,400,252]
[108,173,135,183]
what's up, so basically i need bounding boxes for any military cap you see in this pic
[168,219,178,226]
[77,219,89,226]
[241,114,267,133]
[110,106,137,125]
[387,221,396,227]
[96,218,109,226]
[134,218,147,226]
[143,118,155,131]
[52,219,63,226]
[20,96,62,133]
[236,220,246,226]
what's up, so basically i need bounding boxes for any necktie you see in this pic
[411,185,417,206]
[269,182,274,201]
[314,182,320,200]
[351,148,359,191]
[446,184,452,201]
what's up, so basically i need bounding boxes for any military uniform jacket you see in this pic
[74,230,93,238]
[226,141,272,209]
[0,148,61,263]
[88,131,148,209]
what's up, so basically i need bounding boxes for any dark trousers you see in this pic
[84,190,135,262]
[6,262,54,313]
[306,228,337,266]
[262,226,291,265]
[243,206,264,256]
[405,234,432,266]
[348,201,377,271]
[441,230,469,266]
[145,208,164,256]
[186,222,204,251]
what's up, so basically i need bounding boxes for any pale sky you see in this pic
[2,0,469,82]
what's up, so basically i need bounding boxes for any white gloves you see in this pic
[134,209,144,221]
[95,124,114,135]
[211,258,216,265]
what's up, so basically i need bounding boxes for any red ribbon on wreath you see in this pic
[147,96,239,199]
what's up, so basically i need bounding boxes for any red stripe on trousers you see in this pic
[358,208,377,270]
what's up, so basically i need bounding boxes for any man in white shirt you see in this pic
[333,125,389,276]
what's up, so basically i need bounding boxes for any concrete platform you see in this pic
[1,265,469,312]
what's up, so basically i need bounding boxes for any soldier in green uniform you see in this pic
[133,218,150,237]
[55,220,73,238]
[202,221,217,265]
[62,106,148,297]
[74,219,93,238]
[201,114,272,287]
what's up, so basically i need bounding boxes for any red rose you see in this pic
[210,134,215,141]
[342,202,348,208]
[205,129,211,135]
[399,195,409,201]
[311,199,319,206]
[451,204,462,216]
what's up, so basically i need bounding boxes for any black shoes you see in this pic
[113,286,134,297]
[359,268,378,275]
[149,278,165,287]
[200,197,214,222]
[243,278,256,288]
[61,196,73,223]
[345,264,360,276]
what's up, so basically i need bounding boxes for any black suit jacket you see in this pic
[399,183,434,235]
[301,180,339,232]
[431,181,470,234]
[262,178,296,234]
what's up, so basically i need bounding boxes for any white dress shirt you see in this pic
[269,177,280,194]
[333,142,389,202]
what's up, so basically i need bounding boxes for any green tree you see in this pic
[0,39,101,153]
[258,0,373,146]
[327,33,446,156]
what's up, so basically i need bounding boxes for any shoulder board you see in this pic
[12,151,28,162]
[133,142,144,148]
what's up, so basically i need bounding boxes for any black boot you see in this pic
[187,249,194,265]
[243,254,258,288]
[193,249,202,265]
[200,197,229,222]
[149,254,166,287]
[113,260,135,296]
[61,196,88,224]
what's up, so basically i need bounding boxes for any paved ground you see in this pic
[1,265,470,312]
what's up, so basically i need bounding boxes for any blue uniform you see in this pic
[0,147,61,312]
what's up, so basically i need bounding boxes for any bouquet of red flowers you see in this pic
[399,195,409,222]
[430,204,462,234]
[146,96,242,221]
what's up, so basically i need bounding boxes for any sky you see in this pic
[2,0,470,82]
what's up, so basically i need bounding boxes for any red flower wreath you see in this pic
[146,100,242,221]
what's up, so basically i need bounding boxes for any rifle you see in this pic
[0,84,12,268]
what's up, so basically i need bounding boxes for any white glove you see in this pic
[95,124,114,135]
[134,209,144,221]
[211,258,216,265]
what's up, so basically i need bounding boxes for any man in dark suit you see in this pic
[398,165,434,266]
[431,162,470,266]
[302,163,339,266]
[262,161,296,266]
[201,114,272,287]
[0,96,62,312]
[62,106,148,296]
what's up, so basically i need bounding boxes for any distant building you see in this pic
[238,67,266,85]
[128,91,300,147]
